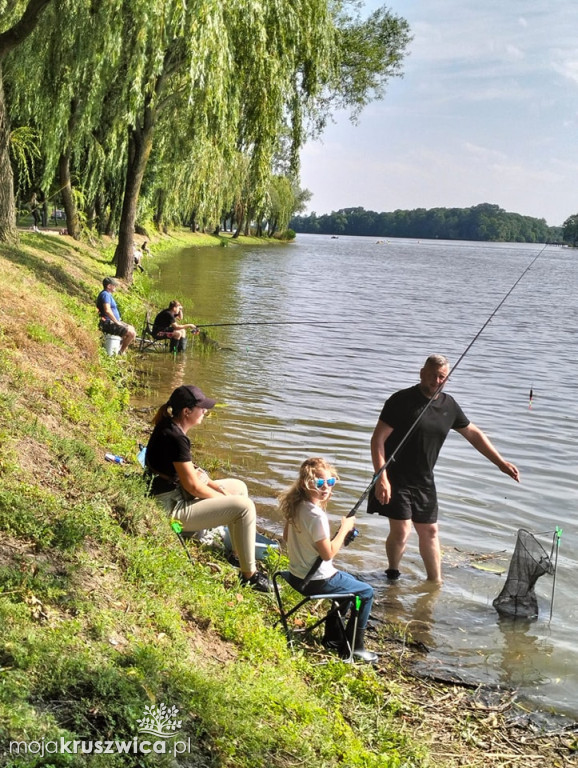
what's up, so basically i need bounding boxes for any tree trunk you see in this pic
[114,125,154,282]
[94,194,105,234]
[104,204,116,237]
[0,65,17,242]
[59,152,81,239]
[104,185,123,237]
[0,0,53,243]
[153,188,166,231]
[232,203,244,238]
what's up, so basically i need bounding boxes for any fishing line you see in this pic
[348,242,547,516]
[193,319,346,348]
[301,244,548,587]
[194,320,346,329]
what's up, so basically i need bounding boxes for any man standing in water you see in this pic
[368,354,520,584]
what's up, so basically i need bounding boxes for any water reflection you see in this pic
[373,579,441,652]
[496,616,554,691]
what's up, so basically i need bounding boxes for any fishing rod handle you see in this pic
[344,527,359,546]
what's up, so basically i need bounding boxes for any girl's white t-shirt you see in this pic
[287,499,337,581]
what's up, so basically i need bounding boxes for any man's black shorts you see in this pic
[99,319,128,337]
[367,485,438,524]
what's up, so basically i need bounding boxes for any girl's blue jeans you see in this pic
[296,570,374,630]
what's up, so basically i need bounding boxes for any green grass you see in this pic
[0,231,428,768]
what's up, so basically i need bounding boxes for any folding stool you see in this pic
[272,570,360,662]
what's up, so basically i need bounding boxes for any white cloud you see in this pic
[505,44,524,61]
[299,0,578,226]
[552,59,578,85]
[463,143,506,161]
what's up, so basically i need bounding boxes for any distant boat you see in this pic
[331,235,339,239]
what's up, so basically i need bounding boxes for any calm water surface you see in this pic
[133,234,577,718]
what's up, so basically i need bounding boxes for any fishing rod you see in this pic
[193,320,345,329]
[170,519,194,565]
[300,244,548,588]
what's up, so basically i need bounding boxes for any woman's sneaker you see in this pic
[239,571,272,593]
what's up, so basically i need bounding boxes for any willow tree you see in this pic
[106,0,340,282]
[229,3,412,239]
[6,0,126,240]
[0,0,52,242]
[145,94,247,234]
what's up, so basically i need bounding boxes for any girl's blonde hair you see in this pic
[278,457,339,524]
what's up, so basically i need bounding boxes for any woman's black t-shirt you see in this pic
[146,419,191,495]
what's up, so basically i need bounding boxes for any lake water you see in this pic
[133,234,578,719]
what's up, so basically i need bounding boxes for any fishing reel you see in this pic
[344,527,359,547]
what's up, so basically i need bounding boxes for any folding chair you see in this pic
[272,570,360,662]
[137,312,171,352]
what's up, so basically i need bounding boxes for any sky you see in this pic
[299,0,578,226]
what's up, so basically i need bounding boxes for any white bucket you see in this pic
[104,334,122,356]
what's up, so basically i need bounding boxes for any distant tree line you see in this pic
[562,214,578,246]
[0,0,412,284]
[291,203,564,243]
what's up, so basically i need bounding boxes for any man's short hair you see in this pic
[424,354,450,369]
[103,277,118,288]
[169,300,180,310]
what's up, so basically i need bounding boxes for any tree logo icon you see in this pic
[136,704,182,739]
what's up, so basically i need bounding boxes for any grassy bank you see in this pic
[0,230,573,767]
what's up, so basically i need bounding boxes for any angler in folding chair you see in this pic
[138,312,170,352]
[139,302,198,353]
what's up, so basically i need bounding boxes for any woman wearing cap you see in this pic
[145,385,270,593]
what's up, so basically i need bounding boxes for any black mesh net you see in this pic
[493,529,554,619]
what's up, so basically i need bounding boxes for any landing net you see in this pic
[492,528,555,619]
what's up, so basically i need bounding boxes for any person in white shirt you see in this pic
[280,457,376,662]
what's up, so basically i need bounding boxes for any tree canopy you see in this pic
[562,213,578,246]
[1,0,412,281]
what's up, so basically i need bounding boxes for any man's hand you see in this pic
[499,461,520,482]
[375,473,392,505]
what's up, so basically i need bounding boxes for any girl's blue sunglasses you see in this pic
[314,477,337,488]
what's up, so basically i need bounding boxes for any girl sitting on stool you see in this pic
[279,457,377,662]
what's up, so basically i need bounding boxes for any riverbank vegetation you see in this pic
[1,0,412,284]
[0,230,575,767]
[291,204,564,243]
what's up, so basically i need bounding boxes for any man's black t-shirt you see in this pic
[152,309,176,337]
[379,384,469,488]
[146,419,191,494]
